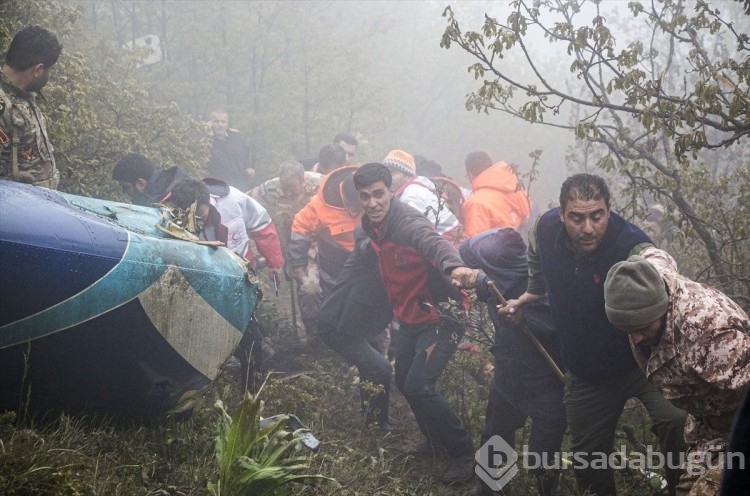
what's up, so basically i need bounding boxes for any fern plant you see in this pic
[207,392,338,496]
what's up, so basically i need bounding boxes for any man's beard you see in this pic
[26,80,47,93]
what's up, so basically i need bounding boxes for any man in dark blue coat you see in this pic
[460,228,566,496]
[500,174,686,495]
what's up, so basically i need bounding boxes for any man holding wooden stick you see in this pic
[460,227,566,496]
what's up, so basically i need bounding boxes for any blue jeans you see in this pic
[395,320,473,457]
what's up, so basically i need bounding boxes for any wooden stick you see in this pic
[288,278,304,344]
[487,280,565,383]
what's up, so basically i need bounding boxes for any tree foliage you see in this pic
[442,0,750,305]
[74,1,386,179]
[5,0,549,199]
[1,0,208,200]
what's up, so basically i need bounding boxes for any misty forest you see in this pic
[1,0,749,495]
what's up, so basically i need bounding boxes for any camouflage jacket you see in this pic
[0,72,58,188]
[249,171,322,248]
[634,247,750,448]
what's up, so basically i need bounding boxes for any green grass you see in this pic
[0,298,672,496]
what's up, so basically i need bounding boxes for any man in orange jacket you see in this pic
[462,151,531,237]
[288,166,362,300]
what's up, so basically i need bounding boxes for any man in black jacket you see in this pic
[318,230,394,430]
[112,153,189,206]
[207,109,254,191]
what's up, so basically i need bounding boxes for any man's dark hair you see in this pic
[319,144,346,172]
[4,26,62,71]
[416,159,443,177]
[112,153,155,183]
[169,179,210,209]
[353,163,392,190]
[464,151,493,177]
[559,173,611,210]
[333,133,357,147]
[278,159,305,182]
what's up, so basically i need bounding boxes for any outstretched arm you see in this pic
[451,266,478,289]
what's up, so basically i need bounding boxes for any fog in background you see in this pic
[81,0,661,206]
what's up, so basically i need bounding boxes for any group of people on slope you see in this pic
[285,166,750,496]
[107,144,534,487]
[270,164,748,496]
[491,174,749,496]
[4,25,749,496]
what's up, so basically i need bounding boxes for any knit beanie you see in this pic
[382,150,416,177]
[604,255,669,327]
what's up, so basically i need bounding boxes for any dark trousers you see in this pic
[320,330,392,424]
[482,382,567,465]
[395,321,473,457]
[565,367,687,496]
[233,319,265,391]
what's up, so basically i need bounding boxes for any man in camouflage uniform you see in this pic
[604,247,750,496]
[250,160,322,338]
[1,26,62,189]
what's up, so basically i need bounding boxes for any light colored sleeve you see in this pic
[399,185,433,217]
[630,242,656,258]
[689,326,750,392]
[241,193,272,233]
